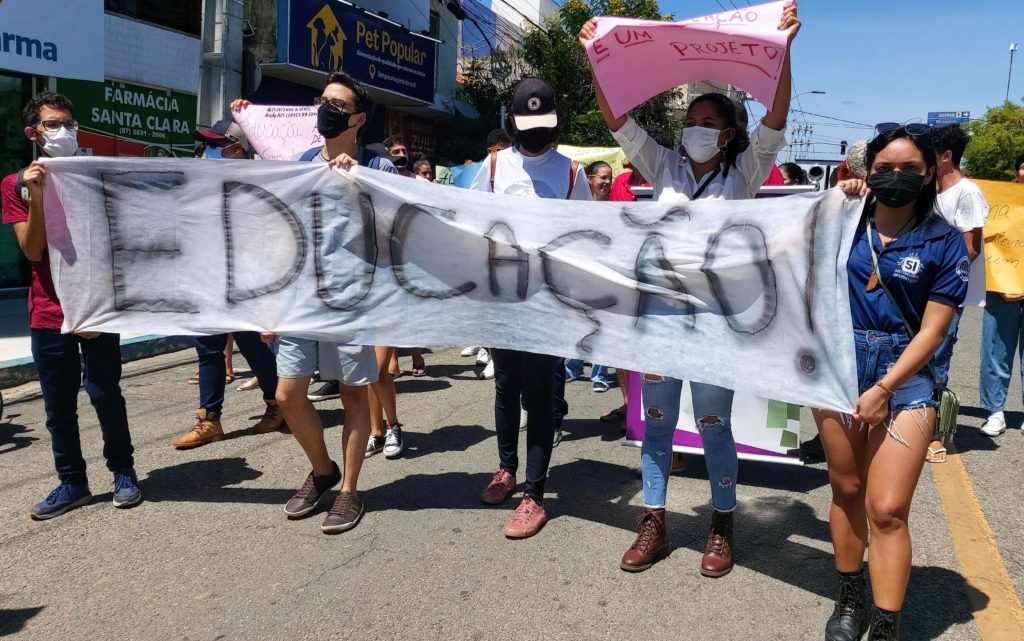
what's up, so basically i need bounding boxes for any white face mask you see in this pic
[37,126,79,158]
[680,126,723,164]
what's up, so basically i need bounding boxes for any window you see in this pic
[105,0,202,36]
[429,9,440,39]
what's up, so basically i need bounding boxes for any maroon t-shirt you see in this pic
[1,172,64,330]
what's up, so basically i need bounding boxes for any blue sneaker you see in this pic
[112,469,142,508]
[30,482,92,520]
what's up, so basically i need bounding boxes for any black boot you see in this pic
[825,569,867,641]
[865,607,901,641]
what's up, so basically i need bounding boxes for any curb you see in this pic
[0,335,194,389]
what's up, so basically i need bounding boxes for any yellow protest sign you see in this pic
[979,179,1024,295]
[555,145,627,174]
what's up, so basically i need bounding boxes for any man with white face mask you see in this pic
[1,92,140,520]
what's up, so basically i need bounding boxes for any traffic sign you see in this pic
[927,111,971,125]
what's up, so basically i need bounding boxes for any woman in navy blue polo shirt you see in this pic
[816,127,968,641]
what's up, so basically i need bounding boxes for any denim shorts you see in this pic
[275,337,377,386]
[855,329,937,415]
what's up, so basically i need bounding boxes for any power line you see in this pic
[790,109,874,128]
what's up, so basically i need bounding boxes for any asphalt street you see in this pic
[0,307,1021,641]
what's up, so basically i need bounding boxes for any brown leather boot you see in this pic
[620,508,670,572]
[252,400,284,434]
[700,510,734,577]
[172,409,224,449]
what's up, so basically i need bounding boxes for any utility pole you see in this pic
[1009,43,1019,103]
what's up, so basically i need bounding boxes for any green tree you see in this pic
[964,100,1024,181]
[438,0,678,162]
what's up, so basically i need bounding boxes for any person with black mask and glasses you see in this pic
[815,127,968,641]
[231,71,395,535]
[469,77,591,539]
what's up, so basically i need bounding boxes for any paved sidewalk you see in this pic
[0,292,193,388]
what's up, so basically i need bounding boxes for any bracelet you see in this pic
[875,381,895,398]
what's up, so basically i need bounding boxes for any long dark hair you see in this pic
[865,127,938,223]
[687,93,750,178]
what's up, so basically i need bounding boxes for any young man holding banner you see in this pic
[579,1,799,576]
[235,71,395,534]
[2,92,141,518]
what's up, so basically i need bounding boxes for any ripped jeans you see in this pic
[640,377,737,512]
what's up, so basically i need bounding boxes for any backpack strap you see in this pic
[15,169,28,206]
[565,159,580,199]
[299,146,322,162]
[488,150,498,192]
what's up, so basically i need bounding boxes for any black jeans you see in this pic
[195,332,278,412]
[493,348,560,500]
[31,330,134,484]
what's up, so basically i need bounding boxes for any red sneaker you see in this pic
[480,469,517,505]
[503,496,548,539]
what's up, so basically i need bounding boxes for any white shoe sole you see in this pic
[980,426,1006,437]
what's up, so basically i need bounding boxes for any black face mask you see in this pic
[868,170,926,208]
[516,127,556,154]
[392,155,409,169]
[317,103,354,139]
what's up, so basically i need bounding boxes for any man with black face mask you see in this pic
[384,135,412,177]
[233,71,396,535]
[469,77,590,539]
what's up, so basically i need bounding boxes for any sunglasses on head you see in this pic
[874,122,932,137]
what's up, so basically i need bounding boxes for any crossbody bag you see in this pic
[865,217,960,444]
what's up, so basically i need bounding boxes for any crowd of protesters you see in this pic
[6,3,1024,639]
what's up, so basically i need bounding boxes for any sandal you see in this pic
[225,374,236,384]
[411,358,426,377]
[599,406,627,423]
[389,368,404,379]
[236,377,260,392]
[187,373,200,385]
[926,446,947,464]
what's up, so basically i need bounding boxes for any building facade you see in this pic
[0,0,206,289]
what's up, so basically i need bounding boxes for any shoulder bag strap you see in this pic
[866,217,941,383]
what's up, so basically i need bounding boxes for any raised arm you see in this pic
[761,2,800,132]
[578,19,626,132]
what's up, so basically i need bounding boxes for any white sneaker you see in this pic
[980,412,1006,437]
[460,346,480,357]
[384,423,404,459]
[483,359,495,380]
[519,408,528,431]
[475,348,491,365]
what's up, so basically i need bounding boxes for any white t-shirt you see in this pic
[610,116,786,203]
[937,177,989,306]
[470,146,591,201]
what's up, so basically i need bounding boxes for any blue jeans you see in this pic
[980,292,1024,412]
[931,306,963,387]
[640,377,737,511]
[855,330,936,414]
[31,330,134,484]
[195,332,279,412]
[565,359,609,385]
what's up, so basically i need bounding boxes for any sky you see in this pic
[656,0,1024,161]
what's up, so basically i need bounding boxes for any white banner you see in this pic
[0,0,104,81]
[42,157,862,413]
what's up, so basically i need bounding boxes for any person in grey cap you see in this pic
[193,119,250,159]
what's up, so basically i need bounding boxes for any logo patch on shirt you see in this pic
[893,253,923,283]
[956,256,970,282]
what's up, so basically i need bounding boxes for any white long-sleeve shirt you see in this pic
[611,116,786,203]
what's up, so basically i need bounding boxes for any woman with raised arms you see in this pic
[578,2,800,577]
